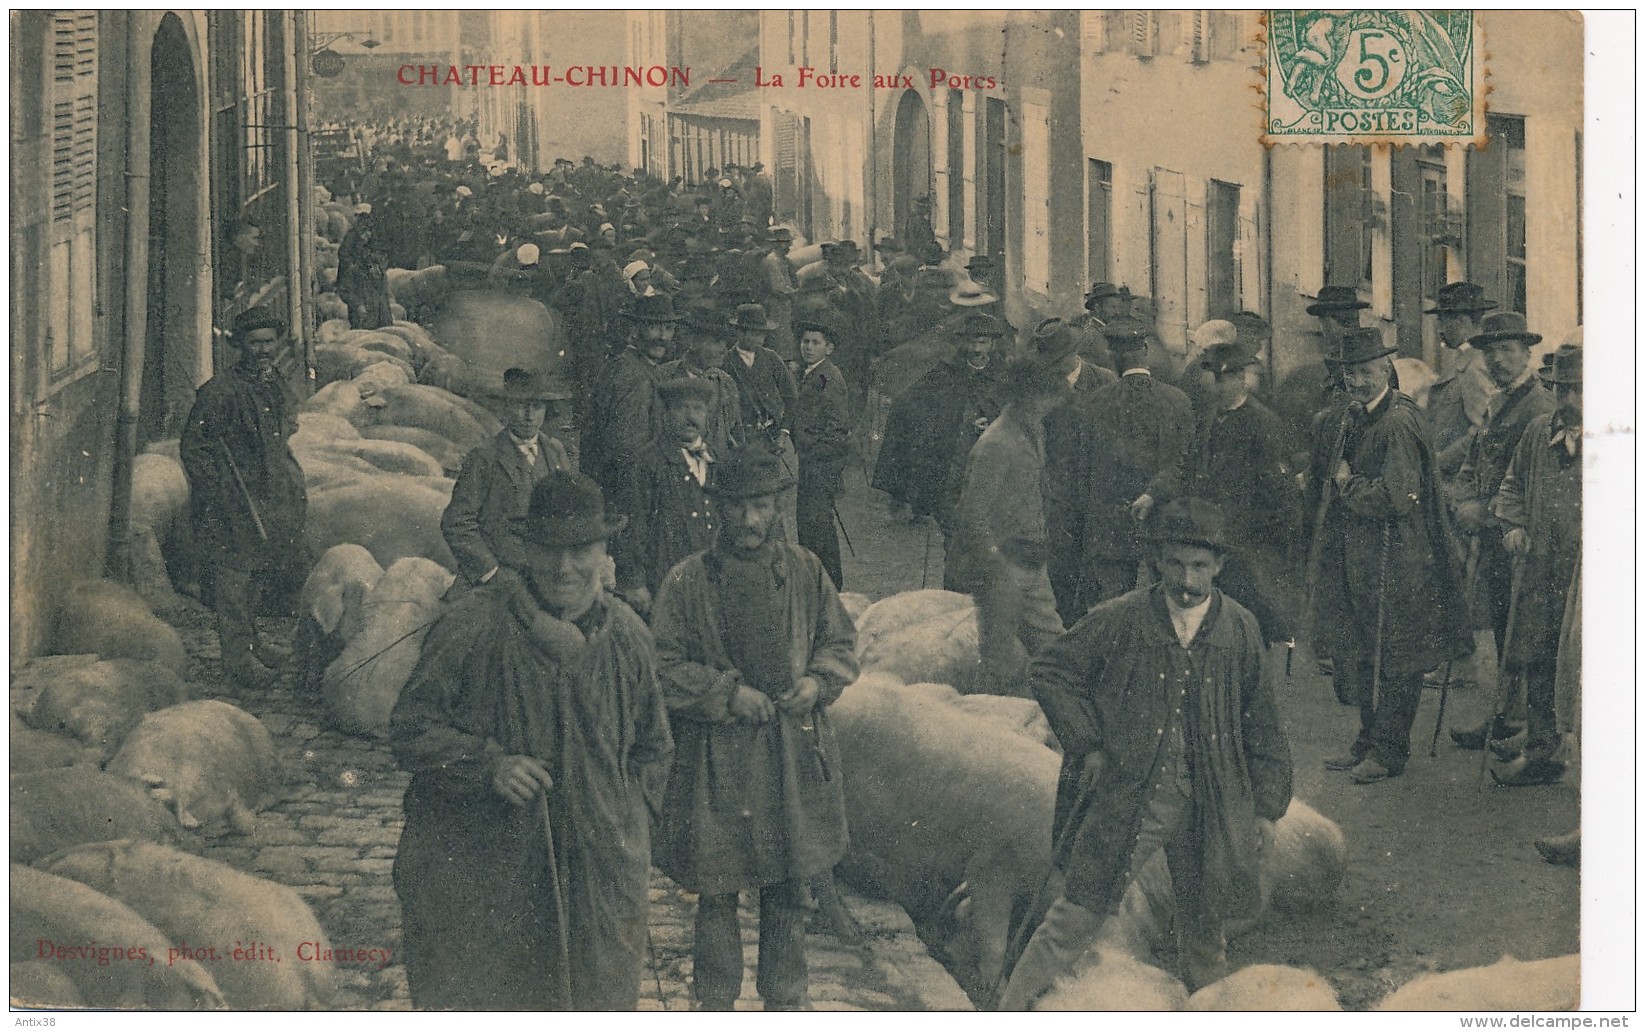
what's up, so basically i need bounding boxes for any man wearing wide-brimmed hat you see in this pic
[720,302,798,446]
[1146,340,1301,645]
[791,313,853,588]
[1077,317,1195,610]
[650,446,858,1012]
[1309,328,1471,784]
[613,376,721,609]
[392,470,672,1010]
[1271,284,1367,437]
[871,311,1007,585]
[660,302,745,456]
[179,306,310,689]
[755,226,798,361]
[997,497,1292,1008]
[1425,281,1500,484]
[1487,345,1580,787]
[1445,312,1554,731]
[1032,318,1115,622]
[442,367,574,593]
[583,292,681,497]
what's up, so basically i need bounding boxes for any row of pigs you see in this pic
[11,582,1577,1011]
[13,304,1576,1010]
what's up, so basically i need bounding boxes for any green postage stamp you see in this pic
[1264,10,1485,144]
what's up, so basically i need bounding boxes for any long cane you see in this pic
[1303,408,1355,630]
[537,789,573,1003]
[1430,538,1481,756]
[833,502,857,558]
[1479,556,1526,791]
[1369,520,1391,718]
[920,518,934,590]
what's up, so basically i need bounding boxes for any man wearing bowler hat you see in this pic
[584,292,681,497]
[1487,345,1581,786]
[1034,318,1115,624]
[650,446,859,1011]
[392,471,672,1010]
[1425,282,1500,486]
[179,306,310,688]
[615,376,721,610]
[442,367,575,593]
[661,302,745,456]
[1272,285,1366,439]
[1080,318,1195,611]
[1447,312,1553,745]
[721,302,799,450]
[1309,329,1471,783]
[996,498,1292,1007]
[872,311,1007,586]
[761,226,801,363]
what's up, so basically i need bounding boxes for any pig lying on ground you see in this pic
[323,557,452,737]
[295,544,384,692]
[316,292,348,323]
[949,692,1058,752]
[24,658,189,756]
[10,766,186,863]
[10,863,227,1009]
[129,450,190,611]
[9,714,102,774]
[1186,964,1342,1010]
[39,841,335,1009]
[1035,946,1189,1011]
[300,434,446,480]
[372,382,497,453]
[831,672,1060,998]
[313,341,415,388]
[11,960,85,1008]
[385,265,451,324]
[1375,954,1578,1011]
[51,579,189,677]
[855,590,985,694]
[104,700,282,835]
[306,477,456,571]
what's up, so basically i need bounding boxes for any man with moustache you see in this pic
[661,305,745,455]
[1446,313,1554,747]
[583,292,681,497]
[615,377,721,612]
[1310,329,1471,784]
[391,471,672,1010]
[179,306,309,688]
[996,498,1293,1007]
[1271,285,1366,439]
[442,368,575,594]
[650,446,859,1012]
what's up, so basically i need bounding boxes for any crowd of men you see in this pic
[177,124,1582,1010]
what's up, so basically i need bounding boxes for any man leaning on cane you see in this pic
[1311,329,1472,784]
[390,471,672,1010]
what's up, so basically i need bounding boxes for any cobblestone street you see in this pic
[178,603,971,1012]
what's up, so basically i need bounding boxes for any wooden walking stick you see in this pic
[1430,537,1481,757]
[1479,556,1526,791]
[1303,406,1356,641]
[537,788,573,1003]
[1370,520,1391,717]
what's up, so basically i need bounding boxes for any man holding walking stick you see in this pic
[389,471,673,1009]
[1310,330,1472,784]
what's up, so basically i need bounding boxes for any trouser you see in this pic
[796,460,843,589]
[1519,656,1560,760]
[693,881,809,1010]
[213,557,274,671]
[1347,657,1425,773]
[998,781,1225,1010]
[974,562,1065,697]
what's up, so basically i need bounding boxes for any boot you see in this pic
[224,655,279,691]
[1449,715,1522,750]
[1490,755,1566,788]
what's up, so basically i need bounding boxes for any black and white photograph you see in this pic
[6,8,1633,1018]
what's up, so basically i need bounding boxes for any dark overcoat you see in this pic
[1312,391,1472,673]
[1045,362,1116,620]
[1492,411,1582,665]
[390,582,672,1010]
[441,430,571,586]
[177,363,309,606]
[872,354,1002,520]
[650,544,859,895]
[719,345,798,441]
[615,440,717,596]
[584,347,668,495]
[1031,587,1292,921]
[1081,372,1194,563]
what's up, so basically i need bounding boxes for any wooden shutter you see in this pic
[772,110,797,222]
[48,11,98,377]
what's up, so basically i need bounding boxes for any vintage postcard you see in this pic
[7,8,1631,1020]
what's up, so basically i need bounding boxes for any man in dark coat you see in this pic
[1067,281,1126,370]
[1035,318,1116,624]
[997,499,1293,1007]
[335,214,393,329]
[650,447,859,1011]
[871,312,1006,589]
[1311,329,1472,783]
[1079,319,1195,610]
[1146,342,1302,644]
[720,303,798,449]
[615,377,719,610]
[660,305,744,456]
[791,314,853,589]
[1488,346,1581,787]
[1425,281,1499,488]
[583,293,679,497]
[441,368,574,593]
[1447,313,1553,740]
[1272,285,1365,441]
[179,306,309,687]
[390,471,672,1010]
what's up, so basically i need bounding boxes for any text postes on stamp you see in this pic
[1264,10,1485,146]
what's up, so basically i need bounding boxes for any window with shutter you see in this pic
[1128,12,1158,58]
[48,11,98,380]
[1187,11,1211,64]
[773,110,797,221]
